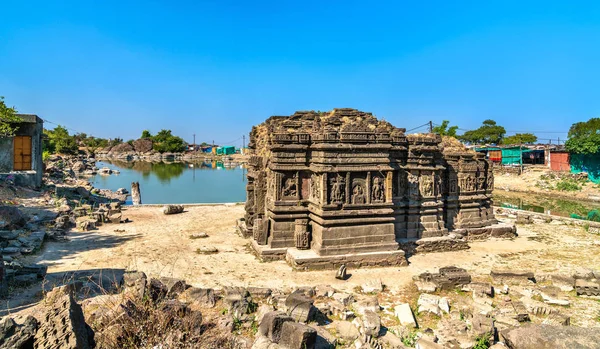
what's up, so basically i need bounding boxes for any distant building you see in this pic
[0,114,44,188]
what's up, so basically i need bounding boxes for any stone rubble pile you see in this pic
[0,264,599,349]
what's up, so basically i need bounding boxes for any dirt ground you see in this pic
[4,204,600,326]
[495,166,600,201]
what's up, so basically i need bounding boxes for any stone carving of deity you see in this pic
[487,173,494,190]
[420,175,433,197]
[477,176,485,191]
[282,177,297,197]
[408,172,419,200]
[449,179,457,194]
[311,174,321,203]
[372,176,385,202]
[330,175,345,203]
[465,175,473,192]
[352,183,366,204]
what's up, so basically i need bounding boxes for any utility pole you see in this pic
[429,121,433,133]
[193,134,196,147]
[242,135,246,155]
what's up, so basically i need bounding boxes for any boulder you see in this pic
[0,206,26,230]
[110,142,134,153]
[132,138,153,153]
[178,287,216,308]
[501,324,600,349]
[258,311,293,343]
[278,322,317,349]
[361,310,381,337]
[334,321,359,342]
[0,316,38,349]
[34,286,95,349]
[162,205,184,215]
[285,291,316,323]
[361,279,383,293]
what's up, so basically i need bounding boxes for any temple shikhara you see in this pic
[238,108,515,269]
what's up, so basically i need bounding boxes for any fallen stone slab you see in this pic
[278,321,317,349]
[258,311,293,343]
[574,279,600,296]
[394,303,417,328]
[491,270,535,283]
[285,291,316,323]
[178,287,216,308]
[501,324,600,349]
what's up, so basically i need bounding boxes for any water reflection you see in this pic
[493,192,600,218]
[90,160,247,204]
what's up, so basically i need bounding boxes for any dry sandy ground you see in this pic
[4,204,600,326]
[0,205,600,326]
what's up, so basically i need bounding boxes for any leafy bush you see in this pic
[152,129,187,153]
[555,179,582,191]
[474,336,490,349]
[42,150,51,162]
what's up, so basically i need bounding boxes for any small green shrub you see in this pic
[473,335,490,349]
[42,150,51,162]
[401,331,418,347]
[555,179,582,191]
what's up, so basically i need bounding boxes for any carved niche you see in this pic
[281,173,297,199]
[351,178,367,204]
[420,173,434,197]
[371,176,385,203]
[329,174,345,204]
[396,171,407,198]
[449,177,458,195]
[408,172,420,200]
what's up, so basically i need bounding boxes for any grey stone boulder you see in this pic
[0,316,38,349]
[501,324,600,349]
[278,321,317,349]
[0,206,26,230]
[258,311,293,343]
[178,287,216,308]
[285,290,316,323]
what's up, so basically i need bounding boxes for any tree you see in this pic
[503,133,538,145]
[152,129,187,153]
[432,120,458,137]
[45,125,78,154]
[0,96,22,137]
[459,119,506,144]
[141,130,152,139]
[565,117,600,154]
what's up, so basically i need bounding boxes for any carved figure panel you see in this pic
[329,174,345,204]
[420,173,433,197]
[351,178,367,204]
[397,171,407,198]
[311,174,321,204]
[449,178,458,194]
[487,172,494,190]
[408,172,419,200]
[372,176,385,202]
[281,173,297,199]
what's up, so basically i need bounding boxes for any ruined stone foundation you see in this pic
[238,108,515,270]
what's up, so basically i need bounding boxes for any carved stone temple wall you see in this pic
[238,109,516,270]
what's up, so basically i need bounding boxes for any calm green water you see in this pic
[493,192,600,218]
[89,160,247,204]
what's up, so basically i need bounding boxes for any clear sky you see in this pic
[1,1,599,146]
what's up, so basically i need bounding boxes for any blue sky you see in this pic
[1,1,599,146]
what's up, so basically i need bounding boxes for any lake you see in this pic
[89,160,600,220]
[89,160,247,204]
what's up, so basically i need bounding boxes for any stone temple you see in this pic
[238,108,516,269]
